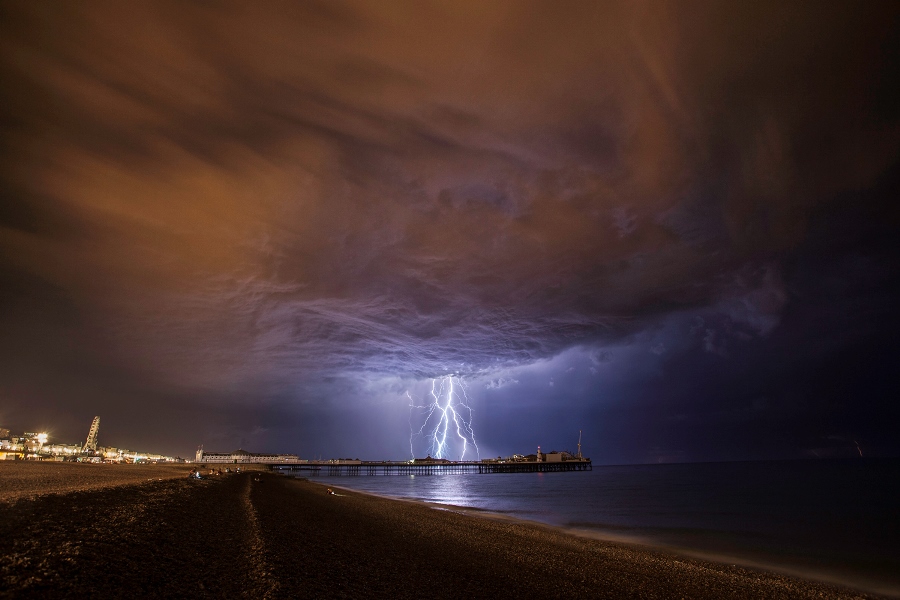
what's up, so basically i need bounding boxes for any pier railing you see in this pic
[272,460,592,476]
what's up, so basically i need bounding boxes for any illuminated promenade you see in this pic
[272,459,592,476]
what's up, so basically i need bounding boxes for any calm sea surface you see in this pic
[293,459,900,596]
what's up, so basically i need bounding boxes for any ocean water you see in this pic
[293,459,900,596]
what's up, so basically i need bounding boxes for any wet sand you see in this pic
[0,463,880,599]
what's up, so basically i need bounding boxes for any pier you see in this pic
[271,459,592,476]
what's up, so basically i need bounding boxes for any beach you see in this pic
[0,463,879,599]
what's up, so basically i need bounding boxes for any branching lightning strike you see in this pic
[408,375,480,461]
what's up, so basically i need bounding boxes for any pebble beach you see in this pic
[0,462,880,599]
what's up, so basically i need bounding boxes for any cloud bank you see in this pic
[1,1,898,459]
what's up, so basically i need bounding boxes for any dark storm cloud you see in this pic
[1,1,898,457]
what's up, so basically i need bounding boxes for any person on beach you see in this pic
[326,488,334,495]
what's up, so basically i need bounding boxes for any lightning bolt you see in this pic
[408,375,480,461]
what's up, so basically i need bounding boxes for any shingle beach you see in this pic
[0,462,878,599]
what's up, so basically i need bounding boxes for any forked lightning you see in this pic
[408,375,480,461]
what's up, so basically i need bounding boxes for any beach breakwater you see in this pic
[0,463,878,599]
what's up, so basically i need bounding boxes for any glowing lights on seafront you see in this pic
[408,375,480,461]
[0,429,178,462]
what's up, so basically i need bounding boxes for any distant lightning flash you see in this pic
[408,375,480,461]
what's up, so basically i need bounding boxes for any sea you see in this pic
[294,459,900,597]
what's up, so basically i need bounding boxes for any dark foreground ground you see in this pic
[0,466,881,599]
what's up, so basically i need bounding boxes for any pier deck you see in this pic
[272,460,592,476]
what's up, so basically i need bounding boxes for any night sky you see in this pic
[2,1,899,463]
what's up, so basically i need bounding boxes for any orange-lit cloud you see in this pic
[1,1,898,457]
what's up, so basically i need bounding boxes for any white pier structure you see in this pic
[195,447,301,464]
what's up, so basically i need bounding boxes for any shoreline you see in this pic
[0,464,887,599]
[320,480,899,599]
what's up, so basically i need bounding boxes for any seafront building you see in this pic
[0,426,181,462]
[195,447,302,464]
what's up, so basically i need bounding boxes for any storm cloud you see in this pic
[1,1,898,460]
